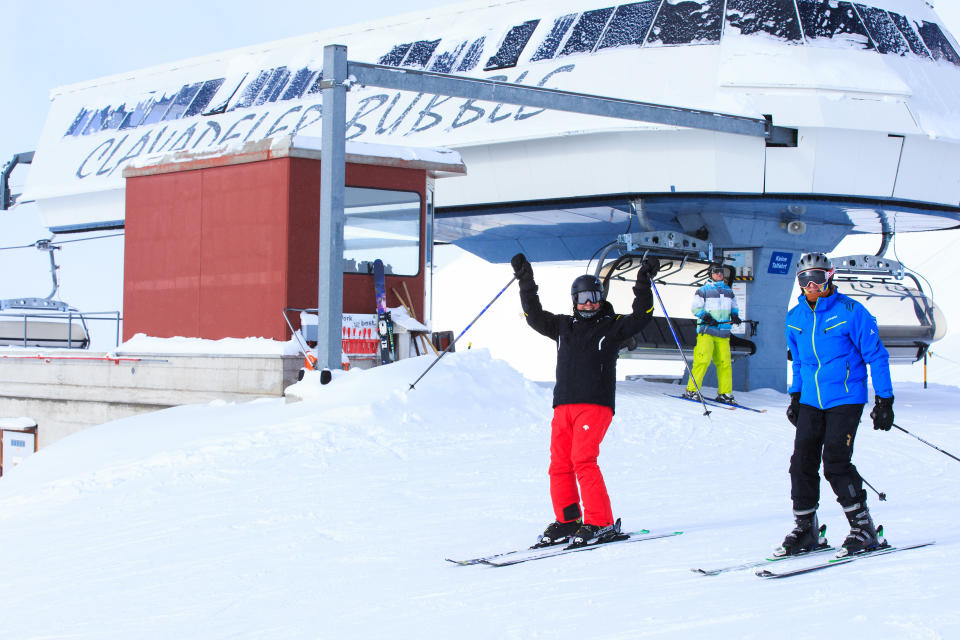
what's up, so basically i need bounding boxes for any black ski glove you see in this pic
[731,312,742,326]
[699,314,719,327]
[636,256,660,280]
[786,392,801,426]
[870,395,894,431]
[511,253,533,281]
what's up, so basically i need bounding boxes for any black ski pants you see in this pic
[790,403,866,512]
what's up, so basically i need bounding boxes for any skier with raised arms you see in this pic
[510,253,659,548]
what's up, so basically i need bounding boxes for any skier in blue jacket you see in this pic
[776,253,895,558]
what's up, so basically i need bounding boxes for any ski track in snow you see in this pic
[0,350,957,638]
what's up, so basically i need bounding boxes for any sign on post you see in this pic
[0,418,39,476]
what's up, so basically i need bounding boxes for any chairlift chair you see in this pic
[0,239,90,349]
[830,254,945,364]
[593,231,756,361]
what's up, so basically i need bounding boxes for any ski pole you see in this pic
[861,475,887,501]
[893,423,960,463]
[649,280,711,417]
[408,276,517,390]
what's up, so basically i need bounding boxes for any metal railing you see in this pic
[0,310,122,349]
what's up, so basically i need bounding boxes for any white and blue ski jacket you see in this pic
[785,290,893,409]
[691,280,739,338]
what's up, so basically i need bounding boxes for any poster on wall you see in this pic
[731,282,747,336]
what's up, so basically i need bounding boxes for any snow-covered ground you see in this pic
[0,348,957,638]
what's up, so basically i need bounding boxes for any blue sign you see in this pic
[768,251,793,275]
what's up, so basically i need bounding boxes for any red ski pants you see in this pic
[549,403,614,527]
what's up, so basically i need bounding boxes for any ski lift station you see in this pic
[2,0,960,444]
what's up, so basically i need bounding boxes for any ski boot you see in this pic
[714,393,736,405]
[682,390,702,401]
[567,518,622,548]
[532,519,581,548]
[772,509,828,557]
[836,504,885,558]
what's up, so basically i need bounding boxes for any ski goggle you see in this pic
[797,269,832,289]
[709,266,725,276]
[574,290,602,305]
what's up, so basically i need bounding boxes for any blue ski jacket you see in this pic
[785,289,893,409]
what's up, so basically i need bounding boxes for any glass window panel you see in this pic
[307,70,326,95]
[141,93,177,127]
[796,0,873,50]
[162,83,203,121]
[184,79,226,117]
[725,0,803,42]
[379,44,412,66]
[648,0,723,46]
[65,108,92,136]
[560,7,616,55]
[456,37,486,71]
[887,12,929,57]
[342,188,421,277]
[430,41,467,73]
[484,20,540,70]
[597,2,659,50]
[531,13,576,60]
[232,70,272,110]
[280,68,317,101]
[916,21,960,65]
[103,104,129,130]
[403,39,441,68]
[255,67,291,105]
[854,5,909,55]
[81,106,110,134]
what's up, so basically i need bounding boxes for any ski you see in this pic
[756,541,936,578]
[664,393,735,411]
[483,529,684,567]
[692,544,835,576]
[372,259,394,365]
[444,529,650,567]
[445,528,651,566]
[664,393,766,413]
[723,401,767,413]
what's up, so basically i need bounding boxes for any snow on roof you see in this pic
[20,0,960,231]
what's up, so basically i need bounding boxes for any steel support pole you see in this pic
[318,44,348,370]
[347,62,794,141]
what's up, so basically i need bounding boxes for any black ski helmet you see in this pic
[571,274,604,301]
[571,275,604,318]
[709,262,725,277]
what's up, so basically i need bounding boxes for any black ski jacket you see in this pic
[518,277,654,413]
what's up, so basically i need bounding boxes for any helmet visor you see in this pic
[797,269,830,289]
[574,289,602,305]
[709,265,725,276]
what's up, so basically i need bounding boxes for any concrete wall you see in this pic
[0,352,303,447]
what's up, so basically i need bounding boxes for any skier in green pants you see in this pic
[683,263,742,404]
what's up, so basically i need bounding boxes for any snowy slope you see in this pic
[0,349,957,639]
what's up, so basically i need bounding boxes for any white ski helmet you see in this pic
[796,252,833,274]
